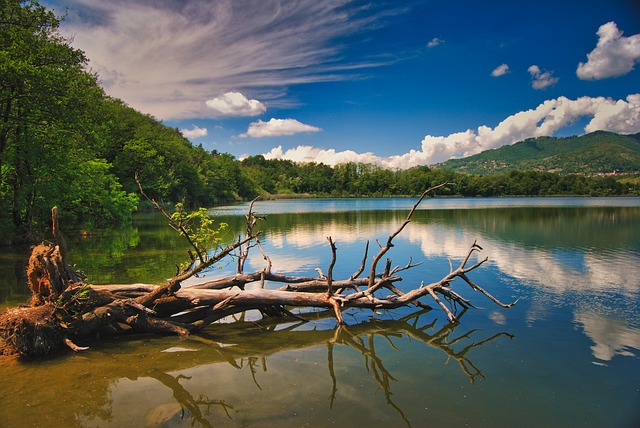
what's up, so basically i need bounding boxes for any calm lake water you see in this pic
[1,197,639,427]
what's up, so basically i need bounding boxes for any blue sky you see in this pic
[46,0,640,168]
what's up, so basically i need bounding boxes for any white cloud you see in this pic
[241,118,322,138]
[491,63,510,77]
[577,21,640,80]
[404,94,640,165]
[181,125,208,139]
[205,92,266,117]
[584,94,640,134]
[528,65,559,90]
[263,94,640,168]
[426,37,444,48]
[263,145,379,164]
[55,0,406,120]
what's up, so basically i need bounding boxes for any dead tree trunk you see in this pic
[0,185,517,358]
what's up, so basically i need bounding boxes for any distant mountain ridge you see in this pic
[434,131,640,175]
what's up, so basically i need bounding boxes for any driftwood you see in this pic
[0,185,517,357]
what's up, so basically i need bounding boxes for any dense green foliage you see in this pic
[0,0,129,241]
[1,1,637,245]
[0,1,259,243]
[239,157,637,198]
[240,158,458,197]
[436,131,640,174]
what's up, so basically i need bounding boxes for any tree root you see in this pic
[0,305,63,357]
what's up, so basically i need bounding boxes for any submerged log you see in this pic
[0,185,517,358]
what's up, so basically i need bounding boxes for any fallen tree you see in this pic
[0,184,517,358]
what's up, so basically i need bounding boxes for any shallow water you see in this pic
[1,197,639,427]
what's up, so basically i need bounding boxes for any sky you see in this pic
[45,0,640,168]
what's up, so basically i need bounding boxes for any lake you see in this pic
[1,197,639,427]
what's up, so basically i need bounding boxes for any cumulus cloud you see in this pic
[54,0,406,120]
[205,92,266,117]
[181,125,208,139]
[263,94,640,168]
[583,93,640,133]
[528,65,559,89]
[577,21,640,80]
[263,145,379,164]
[426,37,444,48]
[241,118,322,138]
[491,63,510,77]
[396,94,640,166]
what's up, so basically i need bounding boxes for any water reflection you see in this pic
[0,213,193,308]
[1,200,639,427]
[228,205,640,365]
[51,310,510,428]
[326,311,514,426]
[141,371,234,427]
[574,311,640,363]
[63,213,192,285]
[0,244,29,307]
[238,207,640,295]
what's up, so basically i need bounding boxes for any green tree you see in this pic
[0,0,129,241]
[298,162,334,194]
[63,159,139,225]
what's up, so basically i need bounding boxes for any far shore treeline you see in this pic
[1,1,639,245]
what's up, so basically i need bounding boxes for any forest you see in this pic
[1,0,638,245]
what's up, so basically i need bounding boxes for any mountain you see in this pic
[434,131,640,175]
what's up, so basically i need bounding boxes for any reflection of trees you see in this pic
[65,215,192,285]
[0,310,513,427]
[239,206,640,252]
[324,310,514,427]
[145,371,234,427]
[0,247,30,306]
[120,310,512,428]
[412,206,640,251]
[384,310,514,384]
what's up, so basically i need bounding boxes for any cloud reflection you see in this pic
[255,216,640,296]
[574,311,640,362]
[244,209,640,363]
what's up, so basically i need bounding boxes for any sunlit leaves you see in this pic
[170,203,228,263]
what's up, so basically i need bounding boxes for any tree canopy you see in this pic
[0,1,137,241]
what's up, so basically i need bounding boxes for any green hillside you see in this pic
[435,131,640,175]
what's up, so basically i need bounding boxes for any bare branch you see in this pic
[368,182,451,288]
[2,184,519,358]
[238,196,264,274]
[350,240,369,280]
[326,237,337,297]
